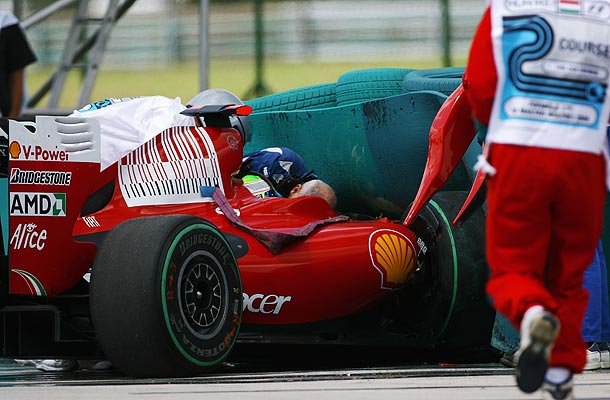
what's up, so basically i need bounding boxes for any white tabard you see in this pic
[487,0,610,156]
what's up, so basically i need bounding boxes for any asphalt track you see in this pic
[1,346,609,399]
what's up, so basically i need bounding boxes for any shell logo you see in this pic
[369,229,416,290]
[9,141,21,159]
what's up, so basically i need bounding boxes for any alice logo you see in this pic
[10,223,47,250]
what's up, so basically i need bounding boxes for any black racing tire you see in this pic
[402,67,465,96]
[396,191,494,348]
[336,68,414,105]
[90,215,242,378]
[245,82,337,113]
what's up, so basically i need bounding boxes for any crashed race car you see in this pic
[0,82,494,378]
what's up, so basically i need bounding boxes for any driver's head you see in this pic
[289,179,337,208]
[186,88,251,143]
[240,147,318,197]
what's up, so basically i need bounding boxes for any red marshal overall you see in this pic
[464,1,610,372]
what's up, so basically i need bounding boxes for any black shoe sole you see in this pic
[515,315,559,393]
[515,343,549,393]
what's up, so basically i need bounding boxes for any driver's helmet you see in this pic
[186,88,251,143]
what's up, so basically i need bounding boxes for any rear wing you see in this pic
[1,116,101,301]
[0,120,7,306]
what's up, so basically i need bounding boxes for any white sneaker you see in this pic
[21,359,78,372]
[78,359,112,370]
[599,342,610,369]
[542,374,574,400]
[13,359,36,367]
[584,343,601,370]
[515,306,561,393]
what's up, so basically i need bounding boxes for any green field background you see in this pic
[26,59,456,109]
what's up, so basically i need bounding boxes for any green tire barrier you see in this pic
[402,67,465,96]
[245,66,477,218]
[245,82,337,113]
[246,90,468,219]
[244,66,497,352]
[336,68,414,106]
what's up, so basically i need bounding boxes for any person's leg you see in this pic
[485,146,605,396]
[581,242,604,370]
[485,145,560,393]
[599,244,610,343]
[582,250,602,344]
[545,150,606,373]
[597,243,610,368]
[485,145,557,324]
[535,151,605,400]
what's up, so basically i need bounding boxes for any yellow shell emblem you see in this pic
[369,230,416,290]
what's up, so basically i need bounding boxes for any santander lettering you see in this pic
[242,293,291,315]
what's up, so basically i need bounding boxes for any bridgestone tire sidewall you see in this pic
[91,215,242,377]
[161,222,242,366]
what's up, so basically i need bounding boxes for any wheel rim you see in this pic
[178,251,228,340]
[184,259,222,328]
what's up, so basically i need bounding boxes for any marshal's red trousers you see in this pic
[485,143,607,372]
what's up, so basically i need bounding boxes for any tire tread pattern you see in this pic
[245,82,337,113]
[336,68,414,105]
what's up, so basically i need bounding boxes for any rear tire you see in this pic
[397,191,494,348]
[90,215,242,377]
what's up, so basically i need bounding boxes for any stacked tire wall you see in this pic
[244,66,475,219]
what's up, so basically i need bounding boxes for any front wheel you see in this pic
[90,215,242,377]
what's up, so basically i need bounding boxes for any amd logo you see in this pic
[9,192,66,217]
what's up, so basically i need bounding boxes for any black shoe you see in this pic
[515,311,561,393]
[541,375,573,400]
[499,349,516,368]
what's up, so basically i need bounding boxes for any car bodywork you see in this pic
[0,73,495,377]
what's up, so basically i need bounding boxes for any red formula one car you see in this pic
[0,91,493,377]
